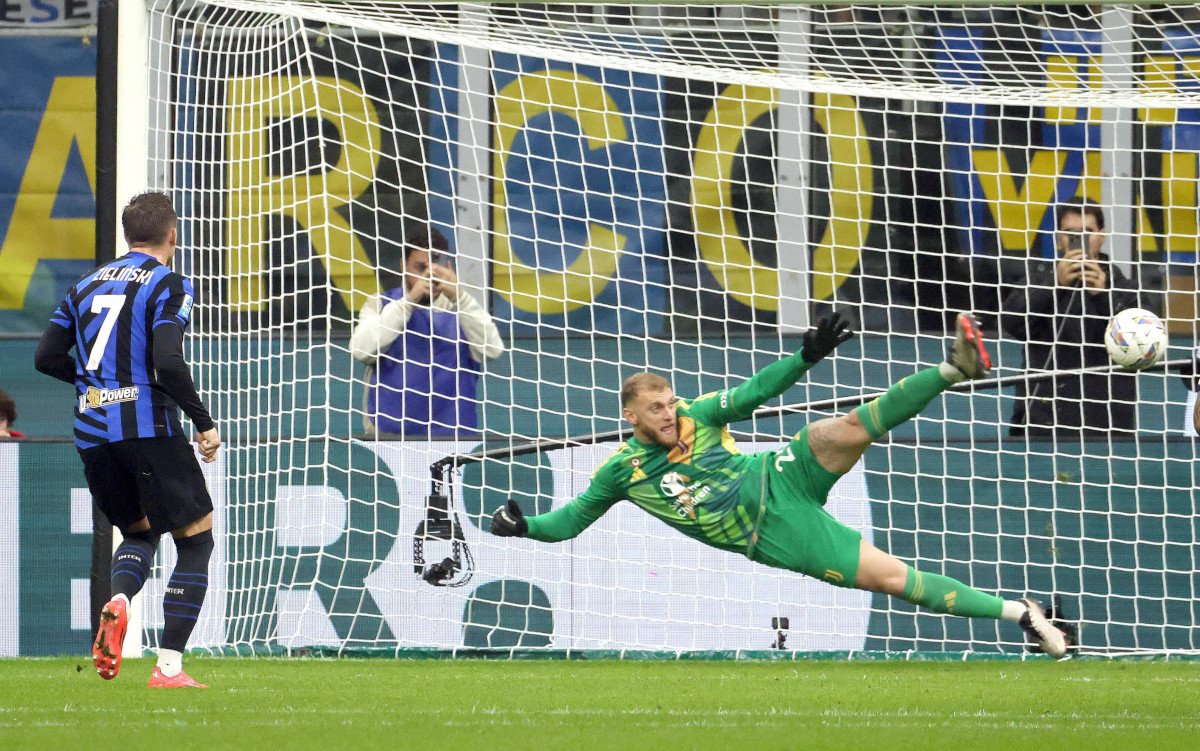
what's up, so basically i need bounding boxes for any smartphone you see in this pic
[427,252,451,299]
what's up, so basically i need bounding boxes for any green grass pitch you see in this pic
[2,657,1198,750]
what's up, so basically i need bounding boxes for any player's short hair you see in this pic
[404,226,450,263]
[122,191,178,246]
[1056,197,1105,232]
[0,388,16,426]
[621,372,672,407]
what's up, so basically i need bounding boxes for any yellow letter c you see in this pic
[691,84,779,311]
[493,70,627,315]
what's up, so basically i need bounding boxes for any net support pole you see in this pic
[110,0,152,660]
[1100,5,1135,276]
[454,6,493,301]
[775,6,812,333]
[116,0,150,242]
[92,0,119,648]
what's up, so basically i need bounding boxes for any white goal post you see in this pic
[117,1,1200,657]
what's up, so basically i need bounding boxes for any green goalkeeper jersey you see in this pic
[524,352,814,555]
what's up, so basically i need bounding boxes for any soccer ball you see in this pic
[1104,308,1167,370]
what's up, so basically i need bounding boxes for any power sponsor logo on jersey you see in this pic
[78,385,140,412]
[660,471,715,520]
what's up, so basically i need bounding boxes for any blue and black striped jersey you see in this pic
[48,252,197,449]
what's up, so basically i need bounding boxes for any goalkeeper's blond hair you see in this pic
[620,372,671,407]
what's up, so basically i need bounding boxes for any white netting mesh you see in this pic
[181,1,1200,106]
[140,1,1200,656]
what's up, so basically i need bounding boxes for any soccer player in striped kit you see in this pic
[35,191,221,688]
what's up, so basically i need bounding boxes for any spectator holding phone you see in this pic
[1000,198,1154,437]
[350,227,505,437]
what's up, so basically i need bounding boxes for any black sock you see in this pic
[161,529,213,652]
[110,532,158,601]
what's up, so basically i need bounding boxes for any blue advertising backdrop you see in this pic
[0,35,96,334]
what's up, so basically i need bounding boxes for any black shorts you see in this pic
[80,435,214,535]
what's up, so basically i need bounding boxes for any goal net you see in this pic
[135,0,1200,657]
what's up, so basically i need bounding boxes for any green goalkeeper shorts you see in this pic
[748,426,863,588]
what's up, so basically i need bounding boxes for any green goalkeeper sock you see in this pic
[854,366,952,440]
[901,566,1004,619]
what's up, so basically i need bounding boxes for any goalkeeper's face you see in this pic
[623,387,679,447]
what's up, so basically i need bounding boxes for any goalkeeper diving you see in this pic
[491,312,1070,658]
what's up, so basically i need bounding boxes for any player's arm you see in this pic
[349,295,413,365]
[152,326,221,462]
[152,323,215,435]
[151,276,220,460]
[690,312,853,424]
[34,305,77,384]
[491,473,620,542]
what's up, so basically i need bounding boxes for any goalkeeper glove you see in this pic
[490,500,528,537]
[801,312,854,364]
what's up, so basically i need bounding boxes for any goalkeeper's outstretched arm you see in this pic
[491,479,619,542]
[692,312,854,425]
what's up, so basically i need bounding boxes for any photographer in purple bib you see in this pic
[351,227,505,437]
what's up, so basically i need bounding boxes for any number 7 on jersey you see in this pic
[85,294,127,371]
